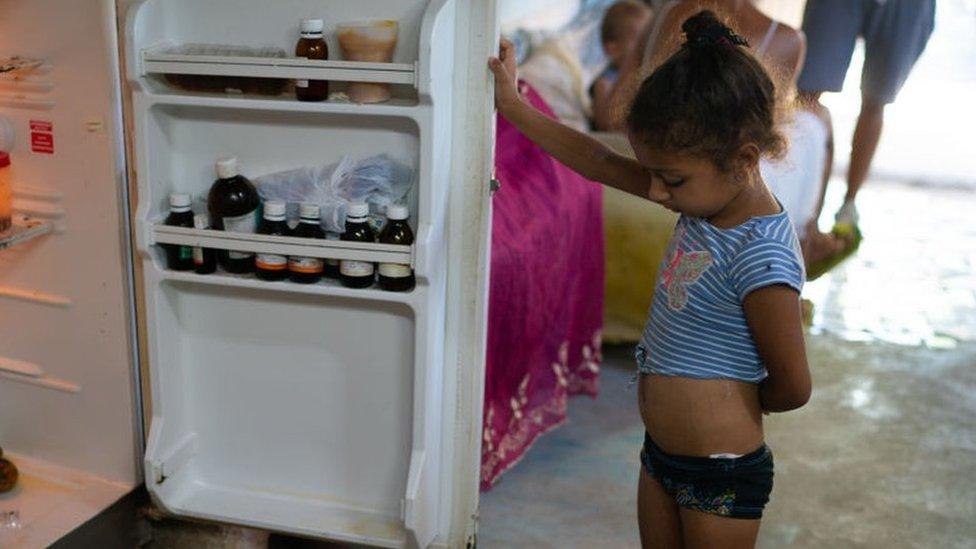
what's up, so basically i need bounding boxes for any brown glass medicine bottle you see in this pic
[295,19,328,102]
[339,202,376,288]
[255,201,290,281]
[377,204,415,292]
[288,203,326,284]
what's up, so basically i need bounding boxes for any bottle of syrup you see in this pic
[164,193,195,271]
[288,203,326,284]
[340,202,376,288]
[255,201,290,281]
[378,205,415,292]
[207,157,260,274]
[192,213,217,274]
[295,19,328,102]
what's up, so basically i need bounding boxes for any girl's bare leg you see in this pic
[638,469,684,548]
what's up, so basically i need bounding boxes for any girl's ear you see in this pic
[731,143,761,179]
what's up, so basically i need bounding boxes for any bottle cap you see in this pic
[215,157,238,179]
[264,201,286,219]
[193,213,210,229]
[0,151,9,168]
[301,19,325,34]
[169,193,192,209]
[299,202,320,219]
[347,202,369,218]
[386,204,408,221]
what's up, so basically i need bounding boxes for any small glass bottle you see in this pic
[192,213,217,275]
[164,193,195,271]
[378,205,415,292]
[255,201,290,281]
[295,19,329,102]
[288,203,326,284]
[340,202,376,289]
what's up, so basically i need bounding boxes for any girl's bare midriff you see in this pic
[639,373,764,456]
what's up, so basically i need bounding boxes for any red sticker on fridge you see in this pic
[30,120,53,133]
[30,120,54,154]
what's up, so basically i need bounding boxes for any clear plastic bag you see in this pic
[254,155,413,233]
[335,154,413,214]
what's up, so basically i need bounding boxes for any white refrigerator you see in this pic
[0,0,499,547]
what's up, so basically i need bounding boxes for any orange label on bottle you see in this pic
[256,253,287,271]
[288,257,324,274]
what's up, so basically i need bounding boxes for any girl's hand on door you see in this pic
[488,38,520,114]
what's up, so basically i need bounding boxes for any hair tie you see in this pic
[686,25,749,49]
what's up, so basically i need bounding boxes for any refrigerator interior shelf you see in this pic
[158,268,417,306]
[0,217,54,250]
[153,224,414,266]
[143,47,418,86]
[0,94,55,110]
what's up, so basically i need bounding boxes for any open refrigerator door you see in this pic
[123,0,498,546]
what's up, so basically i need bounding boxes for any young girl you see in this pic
[489,11,811,548]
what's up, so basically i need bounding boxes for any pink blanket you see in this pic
[481,83,605,490]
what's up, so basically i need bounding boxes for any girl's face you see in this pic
[627,136,747,219]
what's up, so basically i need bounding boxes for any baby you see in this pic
[591,1,652,131]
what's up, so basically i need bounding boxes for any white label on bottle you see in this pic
[297,80,309,88]
[256,253,288,270]
[193,247,204,265]
[379,263,412,278]
[222,211,257,260]
[340,260,374,277]
[289,256,324,274]
[223,211,257,234]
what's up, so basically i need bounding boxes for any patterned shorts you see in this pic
[640,432,774,519]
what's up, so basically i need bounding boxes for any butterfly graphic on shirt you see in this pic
[660,248,714,311]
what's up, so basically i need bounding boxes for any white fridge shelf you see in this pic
[158,476,408,548]
[153,225,413,266]
[143,48,418,86]
[0,217,54,250]
[158,268,418,306]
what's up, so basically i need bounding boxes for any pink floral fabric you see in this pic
[481,82,605,491]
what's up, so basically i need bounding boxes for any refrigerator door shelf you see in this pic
[140,90,422,116]
[152,224,414,266]
[156,267,419,306]
[142,48,418,87]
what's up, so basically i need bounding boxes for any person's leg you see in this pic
[678,508,761,549]
[838,0,937,224]
[795,0,863,229]
[845,95,885,204]
[638,469,684,548]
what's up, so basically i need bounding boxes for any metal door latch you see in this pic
[489,178,501,195]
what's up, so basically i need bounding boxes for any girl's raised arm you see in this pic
[489,39,651,199]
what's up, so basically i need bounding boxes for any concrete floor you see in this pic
[479,181,976,549]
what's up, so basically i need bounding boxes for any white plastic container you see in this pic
[337,20,399,103]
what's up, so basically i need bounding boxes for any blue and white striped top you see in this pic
[635,210,805,383]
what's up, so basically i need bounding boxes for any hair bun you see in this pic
[682,10,750,49]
